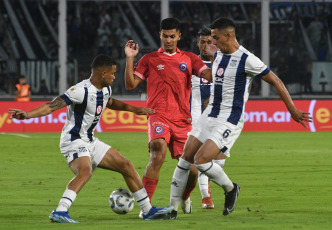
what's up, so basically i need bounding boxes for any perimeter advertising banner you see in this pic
[0,100,331,133]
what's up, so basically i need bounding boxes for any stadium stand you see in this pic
[0,1,331,98]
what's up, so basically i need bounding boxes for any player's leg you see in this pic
[170,122,197,214]
[194,140,239,216]
[50,141,93,223]
[168,135,202,218]
[143,116,171,201]
[143,138,168,200]
[98,147,173,220]
[198,153,226,209]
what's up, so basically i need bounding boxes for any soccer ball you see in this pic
[109,188,135,214]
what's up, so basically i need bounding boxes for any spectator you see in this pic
[15,75,31,102]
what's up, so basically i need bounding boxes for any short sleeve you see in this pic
[61,86,85,105]
[245,54,270,78]
[134,54,149,80]
[191,53,209,78]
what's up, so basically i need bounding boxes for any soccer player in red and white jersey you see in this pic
[125,18,212,216]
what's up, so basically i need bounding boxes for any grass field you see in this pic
[1,131,331,230]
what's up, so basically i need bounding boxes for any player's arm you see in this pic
[9,96,67,120]
[262,71,312,128]
[124,40,143,90]
[200,68,212,82]
[106,98,155,115]
[200,43,218,82]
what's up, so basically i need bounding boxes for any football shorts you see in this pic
[189,113,243,157]
[148,114,192,159]
[60,138,111,170]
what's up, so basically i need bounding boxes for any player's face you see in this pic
[160,29,181,54]
[211,28,229,54]
[102,65,116,86]
[197,35,213,60]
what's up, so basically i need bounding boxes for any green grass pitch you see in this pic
[1,131,331,229]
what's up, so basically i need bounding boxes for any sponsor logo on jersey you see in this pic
[154,126,164,134]
[157,64,165,70]
[217,67,224,76]
[96,105,103,115]
[230,59,238,66]
[179,63,188,72]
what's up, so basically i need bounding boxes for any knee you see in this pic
[149,140,166,168]
[121,159,135,175]
[78,166,92,182]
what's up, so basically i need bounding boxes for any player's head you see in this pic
[197,27,212,61]
[91,54,117,87]
[159,18,181,54]
[209,17,237,54]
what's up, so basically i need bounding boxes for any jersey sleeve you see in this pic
[133,54,149,80]
[60,86,85,105]
[245,54,270,78]
[191,53,209,78]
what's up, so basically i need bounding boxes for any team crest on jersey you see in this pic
[217,67,224,77]
[179,63,188,72]
[155,126,164,134]
[96,105,103,115]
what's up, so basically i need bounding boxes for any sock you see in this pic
[213,159,225,168]
[198,159,226,199]
[181,173,197,201]
[195,162,233,192]
[142,176,158,202]
[133,188,152,215]
[170,158,191,211]
[56,189,77,212]
[198,172,210,199]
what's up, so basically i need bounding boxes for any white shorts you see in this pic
[60,138,111,170]
[189,113,243,157]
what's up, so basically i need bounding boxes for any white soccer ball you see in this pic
[109,188,135,214]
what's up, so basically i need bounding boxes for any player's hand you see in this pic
[134,107,155,115]
[125,40,139,58]
[205,43,219,57]
[9,108,28,120]
[290,109,312,128]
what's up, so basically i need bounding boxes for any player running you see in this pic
[9,54,173,223]
[166,17,312,219]
[125,18,212,216]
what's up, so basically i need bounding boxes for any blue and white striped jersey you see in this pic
[190,60,212,127]
[59,79,112,146]
[204,46,270,127]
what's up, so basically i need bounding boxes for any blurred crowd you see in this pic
[0,1,331,97]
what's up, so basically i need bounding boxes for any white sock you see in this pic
[170,158,191,211]
[133,188,152,215]
[199,159,226,198]
[56,189,77,212]
[213,159,225,168]
[195,162,233,192]
[198,172,210,199]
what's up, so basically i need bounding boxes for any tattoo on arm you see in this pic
[47,97,66,109]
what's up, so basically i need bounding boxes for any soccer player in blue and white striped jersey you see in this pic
[10,54,174,222]
[190,27,227,210]
[167,18,312,219]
